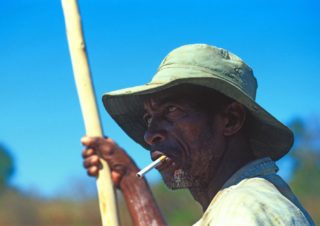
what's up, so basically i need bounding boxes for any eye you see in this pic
[166,105,184,119]
[143,114,152,126]
[167,106,177,113]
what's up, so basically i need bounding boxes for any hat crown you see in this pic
[151,44,258,100]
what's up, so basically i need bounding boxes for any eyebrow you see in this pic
[155,96,177,105]
[143,94,181,111]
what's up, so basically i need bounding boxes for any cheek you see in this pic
[170,113,225,171]
[202,128,225,158]
[173,119,212,165]
[188,119,225,176]
[190,129,217,171]
[183,119,219,153]
[173,120,205,157]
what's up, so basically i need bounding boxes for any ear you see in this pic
[221,102,246,136]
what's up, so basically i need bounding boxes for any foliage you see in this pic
[153,183,202,226]
[0,144,14,190]
[288,117,320,225]
[0,188,102,226]
[0,184,202,226]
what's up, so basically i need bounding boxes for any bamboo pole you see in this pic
[61,0,120,225]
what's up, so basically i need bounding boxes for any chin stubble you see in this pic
[162,169,200,189]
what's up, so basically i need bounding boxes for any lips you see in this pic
[151,150,177,171]
[151,150,165,161]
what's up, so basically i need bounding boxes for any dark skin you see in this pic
[82,89,256,225]
[81,137,165,226]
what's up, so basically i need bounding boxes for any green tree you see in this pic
[288,118,320,224]
[0,144,15,190]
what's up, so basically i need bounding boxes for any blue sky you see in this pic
[0,0,319,197]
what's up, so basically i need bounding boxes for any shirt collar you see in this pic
[222,157,279,189]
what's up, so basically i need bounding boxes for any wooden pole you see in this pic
[61,0,120,225]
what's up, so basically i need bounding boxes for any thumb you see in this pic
[111,171,122,188]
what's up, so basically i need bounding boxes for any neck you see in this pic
[189,134,255,211]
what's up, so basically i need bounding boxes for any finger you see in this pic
[83,155,100,168]
[87,166,99,177]
[100,145,115,158]
[81,136,100,146]
[82,136,119,159]
[82,148,95,158]
[105,137,115,144]
[99,139,117,157]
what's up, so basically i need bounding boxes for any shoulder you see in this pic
[195,177,311,226]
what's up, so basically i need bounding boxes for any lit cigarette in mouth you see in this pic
[136,155,167,178]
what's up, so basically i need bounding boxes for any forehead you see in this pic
[142,85,233,112]
[143,89,188,110]
[142,85,215,112]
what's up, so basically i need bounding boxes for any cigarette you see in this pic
[136,155,167,178]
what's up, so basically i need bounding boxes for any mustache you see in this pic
[150,143,180,159]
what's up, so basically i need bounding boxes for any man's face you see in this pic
[143,89,226,189]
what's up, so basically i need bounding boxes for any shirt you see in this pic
[193,157,315,226]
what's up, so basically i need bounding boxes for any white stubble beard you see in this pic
[161,168,200,189]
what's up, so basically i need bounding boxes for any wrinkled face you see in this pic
[143,89,226,189]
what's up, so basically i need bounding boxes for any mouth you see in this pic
[151,150,177,171]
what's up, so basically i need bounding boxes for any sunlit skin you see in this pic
[81,87,257,225]
[143,94,225,190]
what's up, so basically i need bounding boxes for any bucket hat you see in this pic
[102,44,293,160]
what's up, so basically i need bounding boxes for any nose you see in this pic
[144,120,166,146]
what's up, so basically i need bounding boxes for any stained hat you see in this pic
[102,44,293,160]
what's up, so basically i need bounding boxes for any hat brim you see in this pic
[103,76,293,161]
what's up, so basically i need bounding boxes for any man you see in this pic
[81,44,314,225]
